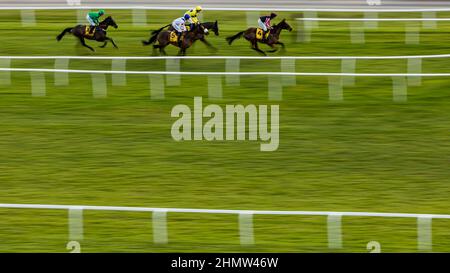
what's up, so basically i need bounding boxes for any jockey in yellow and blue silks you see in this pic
[172,14,191,46]
[184,6,208,33]
[86,9,105,34]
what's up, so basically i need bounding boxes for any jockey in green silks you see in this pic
[86,10,105,34]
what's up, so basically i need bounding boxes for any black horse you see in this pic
[226,19,292,55]
[143,21,219,51]
[56,16,119,52]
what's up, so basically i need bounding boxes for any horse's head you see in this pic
[213,20,219,36]
[194,23,207,38]
[277,19,292,32]
[100,16,118,29]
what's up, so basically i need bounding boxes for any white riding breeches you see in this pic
[86,15,96,26]
[258,19,267,31]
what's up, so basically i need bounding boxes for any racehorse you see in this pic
[56,16,119,52]
[142,21,219,52]
[226,19,292,55]
[143,23,210,55]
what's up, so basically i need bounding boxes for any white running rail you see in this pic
[1,54,450,60]
[2,6,450,12]
[0,67,449,77]
[0,203,446,251]
[297,18,450,21]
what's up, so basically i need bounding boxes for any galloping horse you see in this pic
[226,19,292,55]
[143,21,219,52]
[143,23,209,55]
[56,16,119,52]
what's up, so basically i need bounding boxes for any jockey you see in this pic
[86,9,105,34]
[172,14,191,46]
[258,12,277,39]
[184,6,208,33]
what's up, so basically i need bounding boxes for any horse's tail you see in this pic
[56,27,73,41]
[143,24,171,46]
[151,24,171,35]
[226,31,244,45]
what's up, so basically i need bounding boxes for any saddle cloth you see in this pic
[169,31,179,43]
[85,26,96,37]
[256,28,270,40]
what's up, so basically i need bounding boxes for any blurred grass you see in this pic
[0,10,449,252]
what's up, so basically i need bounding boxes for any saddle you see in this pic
[84,26,103,37]
[256,28,270,41]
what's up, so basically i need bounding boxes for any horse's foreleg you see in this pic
[78,37,95,52]
[275,41,285,49]
[200,38,217,52]
[106,37,118,49]
[99,41,108,48]
[264,41,279,53]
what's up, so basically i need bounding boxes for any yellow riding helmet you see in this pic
[195,6,202,12]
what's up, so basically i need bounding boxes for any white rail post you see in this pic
[392,76,407,102]
[30,72,46,97]
[364,12,378,29]
[304,11,318,28]
[239,212,255,246]
[132,9,147,26]
[165,59,180,86]
[0,58,11,86]
[208,75,223,99]
[405,22,420,44]
[407,58,422,86]
[422,11,437,29]
[246,11,260,28]
[76,10,85,24]
[417,216,432,252]
[350,22,365,44]
[268,75,282,101]
[68,207,84,241]
[149,74,165,100]
[111,59,127,86]
[341,59,356,87]
[302,16,315,43]
[225,59,240,86]
[92,73,107,98]
[327,214,343,249]
[328,76,343,101]
[21,10,36,27]
[54,58,69,86]
[281,59,296,87]
[153,210,168,244]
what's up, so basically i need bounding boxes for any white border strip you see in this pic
[2,54,450,60]
[1,203,449,219]
[2,6,450,12]
[1,68,450,77]
[296,18,450,21]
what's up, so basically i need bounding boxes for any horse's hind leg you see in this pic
[251,41,266,56]
[78,37,95,52]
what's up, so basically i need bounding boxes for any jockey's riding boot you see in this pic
[177,32,183,47]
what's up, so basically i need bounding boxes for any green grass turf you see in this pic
[0,10,450,252]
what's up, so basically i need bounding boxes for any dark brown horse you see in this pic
[226,19,292,55]
[143,23,208,56]
[56,16,119,52]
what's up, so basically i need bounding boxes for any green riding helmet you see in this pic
[98,10,105,16]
